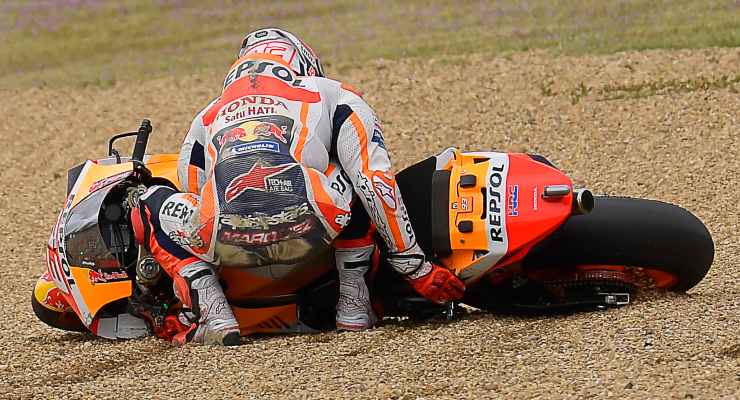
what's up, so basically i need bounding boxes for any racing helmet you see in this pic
[238,28,324,77]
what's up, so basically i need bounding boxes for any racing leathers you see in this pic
[133,53,464,341]
[179,54,432,273]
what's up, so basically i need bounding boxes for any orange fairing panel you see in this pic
[70,266,132,318]
[233,304,299,335]
[441,152,573,282]
[71,161,134,207]
[442,152,511,281]
[71,154,181,208]
[145,154,182,190]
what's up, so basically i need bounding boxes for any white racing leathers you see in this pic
[174,55,426,274]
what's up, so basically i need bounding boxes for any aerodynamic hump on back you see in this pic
[436,151,573,282]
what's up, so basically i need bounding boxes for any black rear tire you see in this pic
[523,196,714,291]
[31,292,88,332]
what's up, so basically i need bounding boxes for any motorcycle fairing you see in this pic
[89,313,150,339]
[34,271,72,313]
[502,154,573,264]
[447,152,510,281]
[47,155,182,328]
[232,304,318,335]
[48,178,133,327]
[68,160,134,208]
[439,151,573,283]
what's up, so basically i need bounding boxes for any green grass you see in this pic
[1,0,738,88]
[598,74,740,100]
[541,73,740,104]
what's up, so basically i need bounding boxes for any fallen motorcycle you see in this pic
[33,120,714,339]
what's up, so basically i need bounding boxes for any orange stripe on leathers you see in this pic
[324,163,336,176]
[349,113,406,250]
[375,173,406,250]
[349,113,369,171]
[186,145,218,256]
[306,168,342,233]
[293,103,310,161]
[187,165,199,193]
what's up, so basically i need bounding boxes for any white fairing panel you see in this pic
[94,313,150,339]
[48,162,94,326]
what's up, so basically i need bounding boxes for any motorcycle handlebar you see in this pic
[132,119,152,163]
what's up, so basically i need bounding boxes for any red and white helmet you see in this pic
[238,28,324,77]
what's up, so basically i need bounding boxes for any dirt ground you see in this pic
[0,48,738,399]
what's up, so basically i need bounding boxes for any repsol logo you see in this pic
[60,245,75,286]
[224,60,305,88]
[162,200,194,224]
[488,161,506,242]
[56,206,76,290]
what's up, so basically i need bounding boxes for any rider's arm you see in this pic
[178,104,212,194]
[327,82,464,304]
[332,86,421,272]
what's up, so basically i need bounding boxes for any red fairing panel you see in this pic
[498,154,573,267]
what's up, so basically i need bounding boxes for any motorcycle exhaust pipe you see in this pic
[572,188,594,215]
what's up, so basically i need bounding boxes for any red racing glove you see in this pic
[405,263,465,304]
[157,314,193,344]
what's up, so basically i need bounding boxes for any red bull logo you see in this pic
[254,122,287,143]
[218,121,288,146]
[88,269,129,284]
[89,269,107,284]
[43,287,70,311]
[219,127,248,146]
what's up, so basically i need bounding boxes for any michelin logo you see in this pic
[231,141,280,154]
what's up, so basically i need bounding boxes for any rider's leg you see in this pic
[294,163,378,330]
[170,260,240,345]
[129,185,240,345]
[333,203,377,331]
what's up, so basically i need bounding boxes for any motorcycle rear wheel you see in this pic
[464,196,714,312]
[522,196,714,292]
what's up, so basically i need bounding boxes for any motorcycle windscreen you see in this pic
[65,191,112,266]
[59,185,133,326]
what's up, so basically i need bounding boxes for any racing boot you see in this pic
[171,261,241,346]
[334,242,377,331]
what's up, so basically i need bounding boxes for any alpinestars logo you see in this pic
[225,161,297,202]
[372,174,397,210]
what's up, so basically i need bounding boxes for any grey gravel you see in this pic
[0,48,738,400]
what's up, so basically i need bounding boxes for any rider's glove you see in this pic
[405,262,465,304]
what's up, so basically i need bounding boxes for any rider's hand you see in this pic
[405,262,465,304]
